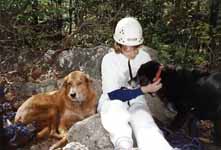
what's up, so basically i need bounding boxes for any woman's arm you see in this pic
[108,79,162,101]
[101,54,123,93]
[108,87,143,102]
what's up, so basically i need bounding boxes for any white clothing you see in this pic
[98,47,173,150]
[98,46,151,112]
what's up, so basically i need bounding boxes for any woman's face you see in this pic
[121,45,139,59]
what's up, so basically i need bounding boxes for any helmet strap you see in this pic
[128,60,133,80]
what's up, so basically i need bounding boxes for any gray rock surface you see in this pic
[63,142,89,150]
[67,114,113,150]
[15,79,58,96]
[145,94,176,125]
[56,45,109,80]
[55,45,158,80]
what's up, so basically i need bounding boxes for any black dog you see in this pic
[134,60,221,145]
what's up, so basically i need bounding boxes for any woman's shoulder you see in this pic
[103,48,115,59]
[102,48,119,63]
[133,46,152,64]
[138,46,151,58]
[139,45,158,60]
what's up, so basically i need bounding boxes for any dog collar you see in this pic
[153,65,163,82]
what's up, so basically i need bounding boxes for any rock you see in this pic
[67,114,113,150]
[18,138,59,150]
[14,79,58,97]
[56,45,157,80]
[56,46,109,80]
[62,142,89,150]
[145,94,176,125]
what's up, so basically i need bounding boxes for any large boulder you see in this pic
[54,45,158,80]
[145,94,176,124]
[67,114,113,150]
[55,45,109,80]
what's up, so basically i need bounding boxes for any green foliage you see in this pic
[0,0,217,68]
[139,0,211,67]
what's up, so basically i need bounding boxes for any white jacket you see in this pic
[97,46,151,112]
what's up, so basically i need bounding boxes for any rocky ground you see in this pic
[1,46,221,150]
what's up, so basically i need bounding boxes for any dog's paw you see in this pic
[50,132,64,139]
[49,145,61,150]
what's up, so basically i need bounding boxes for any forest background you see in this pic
[0,0,221,74]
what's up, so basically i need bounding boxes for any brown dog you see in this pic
[15,71,97,150]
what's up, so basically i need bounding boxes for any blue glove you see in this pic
[108,87,143,102]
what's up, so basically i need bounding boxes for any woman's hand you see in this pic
[141,79,162,93]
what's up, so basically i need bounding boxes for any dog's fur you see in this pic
[15,71,97,150]
[134,60,221,145]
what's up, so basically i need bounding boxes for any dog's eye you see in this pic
[76,81,82,86]
[65,82,71,86]
[139,76,150,86]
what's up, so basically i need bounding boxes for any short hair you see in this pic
[113,42,122,54]
[113,42,142,54]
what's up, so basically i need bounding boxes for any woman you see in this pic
[97,17,174,150]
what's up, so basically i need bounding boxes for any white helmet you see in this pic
[113,17,144,46]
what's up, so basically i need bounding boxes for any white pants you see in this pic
[99,95,173,150]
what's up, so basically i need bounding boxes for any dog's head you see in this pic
[63,71,93,103]
[136,60,162,86]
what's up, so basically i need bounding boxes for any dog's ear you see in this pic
[84,74,93,84]
[62,76,69,88]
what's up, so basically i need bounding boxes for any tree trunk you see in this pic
[73,0,80,26]
[56,0,63,40]
[57,0,63,29]
[32,0,38,24]
[209,0,221,69]
[69,0,73,34]
[210,0,219,28]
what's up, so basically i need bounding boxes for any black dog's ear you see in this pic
[138,75,151,86]
[136,60,162,86]
[138,61,160,81]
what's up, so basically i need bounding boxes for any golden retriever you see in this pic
[15,71,97,150]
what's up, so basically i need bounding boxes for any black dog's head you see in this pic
[135,60,162,86]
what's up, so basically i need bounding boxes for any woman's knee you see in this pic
[114,137,133,150]
[101,103,130,130]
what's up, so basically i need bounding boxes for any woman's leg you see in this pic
[100,100,133,149]
[129,97,173,150]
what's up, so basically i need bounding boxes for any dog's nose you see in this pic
[70,93,76,98]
